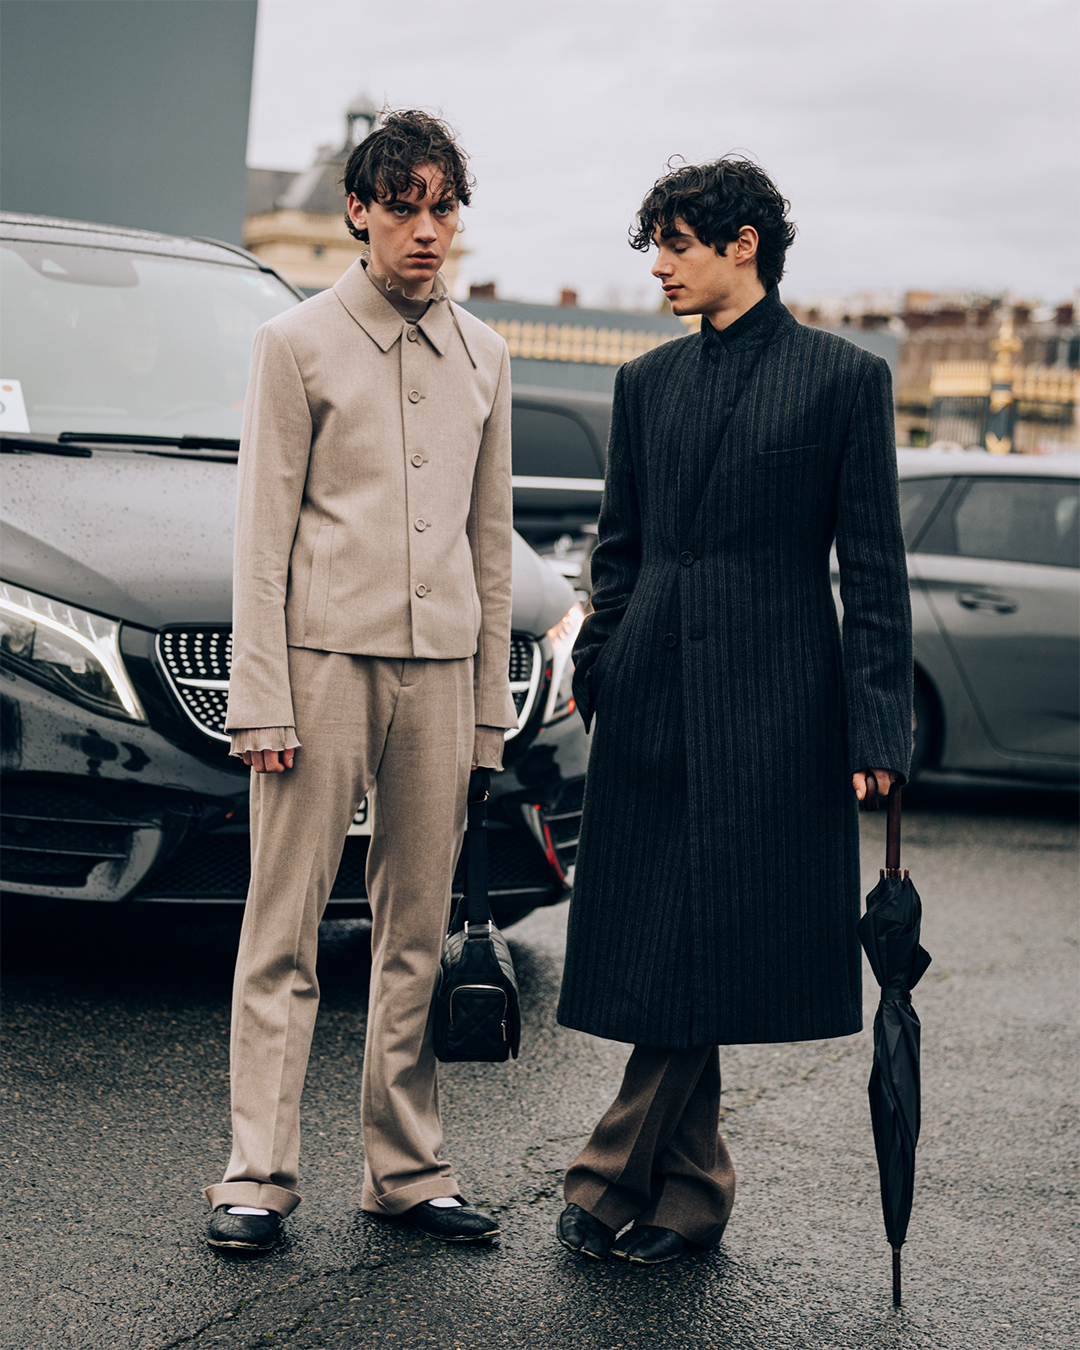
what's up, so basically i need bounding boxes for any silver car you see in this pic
[885,451,1078,786]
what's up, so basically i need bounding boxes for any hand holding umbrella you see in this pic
[858,777,932,1306]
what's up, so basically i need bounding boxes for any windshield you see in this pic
[0,239,298,439]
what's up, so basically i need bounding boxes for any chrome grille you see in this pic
[508,635,534,684]
[157,628,542,744]
[506,635,541,740]
[160,628,232,681]
[157,628,232,742]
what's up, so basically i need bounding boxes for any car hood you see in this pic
[1,449,576,636]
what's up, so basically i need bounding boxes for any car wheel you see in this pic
[911,679,932,780]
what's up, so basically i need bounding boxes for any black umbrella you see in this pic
[857,780,931,1306]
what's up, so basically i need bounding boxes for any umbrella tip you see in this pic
[892,1245,903,1307]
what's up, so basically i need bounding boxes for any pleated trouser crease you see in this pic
[564,1045,736,1245]
[203,647,474,1218]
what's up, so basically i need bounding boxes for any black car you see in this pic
[0,213,589,926]
[509,386,609,589]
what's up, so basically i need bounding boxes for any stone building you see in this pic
[460,287,689,394]
[793,291,1079,450]
[895,292,1079,448]
[463,287,896,397]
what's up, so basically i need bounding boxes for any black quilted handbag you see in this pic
[433,769,521,1063]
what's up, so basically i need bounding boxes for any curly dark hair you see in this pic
[341,109,474,243]
[630,157,796,291]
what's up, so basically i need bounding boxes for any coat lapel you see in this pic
[333,259,469,364]
[679,296,797,542]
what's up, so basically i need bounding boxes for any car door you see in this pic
[910,473,1080,766]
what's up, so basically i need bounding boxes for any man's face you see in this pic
[650,217,747,316]
[347,164,459,292]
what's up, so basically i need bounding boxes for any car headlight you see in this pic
[0,581,146,722]
[542,601,585,724]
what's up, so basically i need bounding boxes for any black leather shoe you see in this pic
[206,1206,281,1252]
[612,1225,695,1264]
[403,1200,499,1243]
[556,1203,616,1259]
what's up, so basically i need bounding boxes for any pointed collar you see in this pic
[700,286,791,356]
[415,287,454,355]
[332,259,455,355]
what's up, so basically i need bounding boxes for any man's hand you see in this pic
[243,748,296,774]
[852,768,898,801]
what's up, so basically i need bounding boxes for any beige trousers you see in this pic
[563,1045,736,1245]
[203,647,474,1218]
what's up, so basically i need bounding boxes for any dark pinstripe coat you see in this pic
[556,289,912,1048]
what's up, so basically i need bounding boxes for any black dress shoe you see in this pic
[403,1200,499,1243]
[206,1206,282,1252]
[611,1225,694,1264]
[556,1203,616,1259]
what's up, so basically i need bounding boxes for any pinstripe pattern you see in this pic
[557,288,913,1048]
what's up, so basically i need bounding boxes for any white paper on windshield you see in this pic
[0,380,30,432]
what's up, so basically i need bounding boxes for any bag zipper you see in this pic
[449,983,508,1039]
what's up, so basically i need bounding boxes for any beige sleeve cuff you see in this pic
[229,727,302,759]
[473,725,505,771]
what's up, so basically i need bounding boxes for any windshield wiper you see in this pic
[58,432,240,452]
[1,434,93,458]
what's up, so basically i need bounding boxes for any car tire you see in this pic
[911,678,932,781]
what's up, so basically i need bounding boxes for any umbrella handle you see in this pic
[886,785,902,876]
[860,774,903,875]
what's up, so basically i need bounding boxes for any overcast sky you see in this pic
[248,0,1079,310]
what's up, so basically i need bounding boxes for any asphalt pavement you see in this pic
[2,784,1077,1350]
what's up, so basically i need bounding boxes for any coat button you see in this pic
[411,453,424,467]
[415,583,428,597]
[680,551,694,566]
[414,518,427,531]
[663,633,678,648]
[408,389,422,403]
[407,327,420,342]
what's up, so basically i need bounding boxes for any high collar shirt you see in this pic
[698,284,786,357]
[362,254,448,323]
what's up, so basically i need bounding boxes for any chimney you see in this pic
[559,287,578,308]
[469,281,498,300]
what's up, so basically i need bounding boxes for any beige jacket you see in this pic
[225,260,517,733]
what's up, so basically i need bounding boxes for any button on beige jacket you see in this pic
[225,260,517,733]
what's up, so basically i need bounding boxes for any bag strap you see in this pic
[463,767,492,932]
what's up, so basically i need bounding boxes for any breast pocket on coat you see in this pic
[754,442,821,469]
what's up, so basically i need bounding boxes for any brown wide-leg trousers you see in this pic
[564,1045,736,1246]
[203,648,474,1219]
